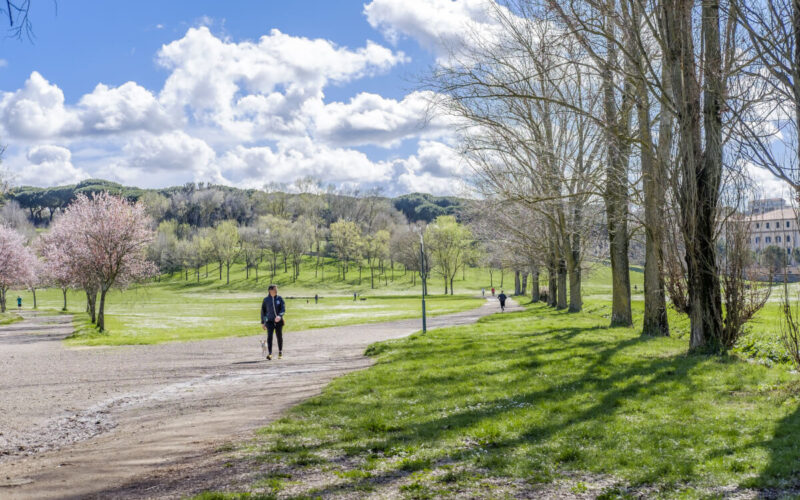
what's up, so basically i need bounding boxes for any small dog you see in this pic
[260,339,268,359]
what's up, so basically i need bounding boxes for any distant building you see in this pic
[750,198,786,215]
[748,206,798,260]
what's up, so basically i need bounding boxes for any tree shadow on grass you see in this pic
[249,324,723,496]
[746,392,800,498]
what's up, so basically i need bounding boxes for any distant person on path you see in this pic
[315,294,318,304]
[261,284,286,360]
[491,287,495,296]
[497,291,507,312]
[482,288,485,297]
[16,296,22,310]
[353,292,357,301]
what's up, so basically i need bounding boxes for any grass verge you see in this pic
[198,299,800,499]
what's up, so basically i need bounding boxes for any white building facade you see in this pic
[748,207,799,260]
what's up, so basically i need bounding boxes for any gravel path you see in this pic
[0,297,520,499]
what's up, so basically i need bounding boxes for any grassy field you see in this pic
[188,270,800,499]
[11,256,495,346]
[66,293,483,346]
[9,254,796,357]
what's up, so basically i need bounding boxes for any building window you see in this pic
[756,237,761,243]
[778,236,782,243]
[766,236,772,243]
[788,221,792,228]
[788,235,792,243]
[756,223,761,228]
[767,222,771,228]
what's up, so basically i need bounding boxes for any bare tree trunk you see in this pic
[515,270,521,295]
[662,0,724,350]
[548,257,558,308]
[87,290,98,325]
[603,3,633,326]
[62,288,68,311]
[521,272,528,297]
[97,289,108,332]
[0,288,5,313]
[557,258,568,309]
[531,268,540,302]
[641,43,670,336]
[32,289,36,309]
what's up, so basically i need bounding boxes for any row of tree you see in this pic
[7,178,468,228]
[148,211,479,295]
[0,193,155,331]
[430,0,793,352]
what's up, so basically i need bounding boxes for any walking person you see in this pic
[261,284,286,360]
[16,296,22,310]
[491,287,495,296]
[482,288,485,297]
[497,290,507,312]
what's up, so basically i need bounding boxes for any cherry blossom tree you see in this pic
[23,254,45,309]
[39,229,77,311]
[53,193,157,331]
[0,225,36,312]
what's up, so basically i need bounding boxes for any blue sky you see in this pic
[2,1,428,101]
[0,0,487,194]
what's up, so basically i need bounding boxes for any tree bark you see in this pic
[662,0,724,350]
[557,258,568,309]
[531,268,540,302]
[548,256,558,308]
[515,270,521,295]
[603,2,633,326]
[87,290,97,324]
[62,288,68,311]
[521,272,528,297]
[641,38,670,336]
[97,289,108,332]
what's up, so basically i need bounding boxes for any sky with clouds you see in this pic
[0,0,506,195]
[0,0,790,199]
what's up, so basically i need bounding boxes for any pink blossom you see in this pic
[45,193,157,330]
[0,225,36,312]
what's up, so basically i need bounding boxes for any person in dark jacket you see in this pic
[497,291,507,312]
[261,284,286,360]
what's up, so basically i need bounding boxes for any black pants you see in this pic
[266,320,283,354]
[499,300,506,310]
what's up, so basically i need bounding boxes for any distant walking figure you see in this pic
[315,294,318,304]
[482,288,485,297]
[16,296,22,310]
[491,287,495,296]
[497,291,507,312]
[261,284,286,360]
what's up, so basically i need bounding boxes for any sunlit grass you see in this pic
[226,300,799,498]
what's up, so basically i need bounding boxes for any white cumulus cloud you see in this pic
[19,145,89,186]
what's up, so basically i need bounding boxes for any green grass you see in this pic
[0,311,23,325]
[9,256,490,345]
[63,292,482,346]
[213,297,800,498]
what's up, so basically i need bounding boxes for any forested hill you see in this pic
[4,179,469,226]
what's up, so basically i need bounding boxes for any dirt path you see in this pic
[0,297,521,499]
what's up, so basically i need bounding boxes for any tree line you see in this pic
[5,178,469,227]
[428,0,792,353]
